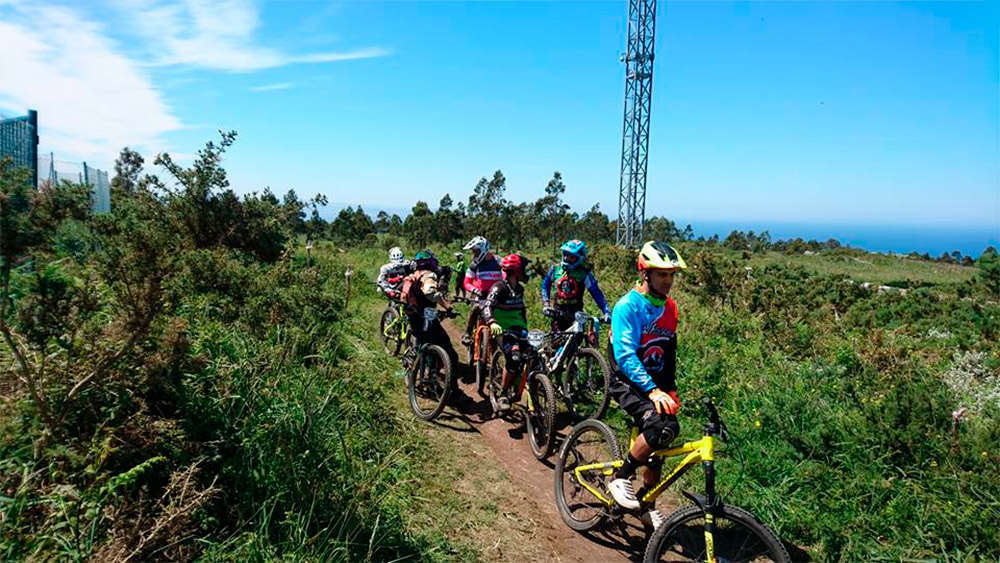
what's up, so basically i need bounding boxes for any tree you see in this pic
[281,189,306,234]
[978,247,1000,297]
[538,171,571,255]
[152,131,287,262]
[434,193,463,244]
[575,204,614,244]
[467,170,508,245]
[374,210,390,233]
[403,201,435,248]
[0,158,54,425]
[645,216,684,243]
[305,194,328,242]
[388,214,404,237]
[111,147,144,197]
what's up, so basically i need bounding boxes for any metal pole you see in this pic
[28,110,38,188]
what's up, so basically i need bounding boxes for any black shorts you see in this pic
[609,376,679,449]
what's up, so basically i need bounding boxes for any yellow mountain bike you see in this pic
[379,299,412,358]
[554,397,789,563]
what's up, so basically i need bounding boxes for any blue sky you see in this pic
[1,0,997,236]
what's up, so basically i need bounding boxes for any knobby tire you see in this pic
[554,418,621,531]
[408,344,453,421]
[643,503,790,563]
[566,347,611,421]
[526,371,557,460]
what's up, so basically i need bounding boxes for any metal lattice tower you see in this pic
[616,0,656,248]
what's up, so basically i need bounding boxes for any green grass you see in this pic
[750,250,977,286]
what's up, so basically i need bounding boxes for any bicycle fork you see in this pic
[701,461,719,563]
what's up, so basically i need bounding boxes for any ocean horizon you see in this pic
[689,220,999,259]
[322,203,998,259]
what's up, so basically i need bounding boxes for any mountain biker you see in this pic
[377,246,414,300]
[404,250,458,368]
[606,241,686,532]
[540,239,611,331]
[461,236,502,345]
[482,253,530,411]
[453,252,467,299]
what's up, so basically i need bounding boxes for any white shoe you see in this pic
[642,509,667,532]
[608,478,640,510]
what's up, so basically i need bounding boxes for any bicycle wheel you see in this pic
[486,348,506,414]
[408,345,453,421]
[525,371,557,460]
[380,307,402,356]
[553,419,621,531]
[474,327,490,397]
[565,347,611,420]
[643,504,790,563]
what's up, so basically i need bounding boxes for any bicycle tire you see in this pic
[565,347,611,420]
[486,348,506,415]
[525,371,557,460]
[408,345,453,421]
[553,418,621,532]
[380,307,401,356]
[643,503,790,563]
[474,326,490,397]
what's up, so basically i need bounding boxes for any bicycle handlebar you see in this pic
[701,396,720,424]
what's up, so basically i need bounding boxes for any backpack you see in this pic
[400,270,432,308]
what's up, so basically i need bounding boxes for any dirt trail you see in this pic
[435,319,646,563]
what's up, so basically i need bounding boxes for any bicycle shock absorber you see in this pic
[703,460,718,562]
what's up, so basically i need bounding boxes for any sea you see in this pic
[688,220,1000,259]
[326,203,999,259]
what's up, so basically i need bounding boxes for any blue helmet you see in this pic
[414,249,438,270]
[560,239,587,269]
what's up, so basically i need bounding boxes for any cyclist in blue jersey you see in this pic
[540,239,611,331]
[606,241,687,531]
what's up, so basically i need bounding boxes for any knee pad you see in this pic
[640,411,679,449]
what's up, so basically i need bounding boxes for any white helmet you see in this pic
[463,236,488,254]
[463,236,489,268]
[388,247,404,264]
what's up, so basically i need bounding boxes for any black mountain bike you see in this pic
[486,328,558,460]
[541,309,612,420]
[402,308,459,421]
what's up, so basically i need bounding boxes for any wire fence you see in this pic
[1,110,110,214]
[37,153,111,214]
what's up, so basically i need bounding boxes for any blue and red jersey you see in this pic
[609,289,678,393]
[540,264,609,314]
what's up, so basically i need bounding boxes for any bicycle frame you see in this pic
[494,330,544,412]
[571,411,726,563]
[383,301,409,341]
[571,431,716,509]
[543,313,599,378]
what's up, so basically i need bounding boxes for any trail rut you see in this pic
[425,319,649,562]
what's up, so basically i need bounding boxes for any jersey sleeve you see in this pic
[482,282,502,325]
[540,265,555,303]
[376,264,391,289]
[611,297,656,393]
[584,272,609,314]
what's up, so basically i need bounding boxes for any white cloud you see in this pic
[250,82,293,92]
[114,0,390,72]
[0,3,181,166]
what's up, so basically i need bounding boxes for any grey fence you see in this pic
[37,152,111,214]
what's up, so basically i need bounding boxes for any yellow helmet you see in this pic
[637,241,687,271]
